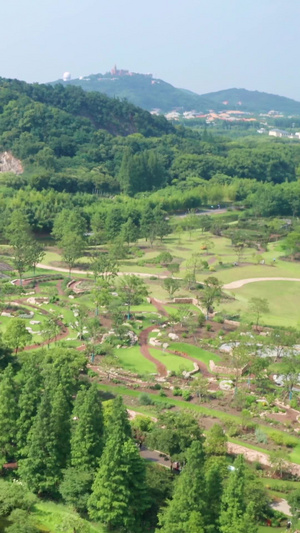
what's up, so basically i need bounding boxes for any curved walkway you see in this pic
[36,263,170,280]
[139,325,168,377]
[224,277,300,290]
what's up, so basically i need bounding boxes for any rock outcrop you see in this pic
[0,151,23,174]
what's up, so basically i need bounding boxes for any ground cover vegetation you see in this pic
[0,78,300,531]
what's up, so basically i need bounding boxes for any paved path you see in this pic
[139,325,168,377]
[36,263,170,280]
[224,277,300,290]
[228,442,300,476]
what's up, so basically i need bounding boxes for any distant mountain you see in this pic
[50,71,216,113]
[51,69,300,116]
[201,88,300,115]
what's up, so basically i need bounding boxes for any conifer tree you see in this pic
[19,389,61,495]
[17,360,42,457]
[220,456,258,533]
[70,383,104,470]
[156,441,207,533]
[0,364,19,461]
[51,383,71,470]
[88,396,147,530]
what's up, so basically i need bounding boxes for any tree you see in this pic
[71,304,89,340]
[200,277,223,318]
[269,450,290,479]
[220,455,258,533]
[41,314,61,347]
[282,230,300,258]
[156,441,207,533]
[118,275,148,319]
[91,279,112,316]
[70,383,104,470]
[147,412,203,466]
[281,353,300,398]
[205,424,228,456]
[4,319,32,354]
[58,514,90,533]
[17,359,43,456]
[19,389,62,495]
[0,364,19,462]
[5,509,39,533]
[60,468,94,514]
[269,327,299,362]
[163,277,181,298]
[88,398,148,530]
[190,374,209,402]
[287,489,300,532]
[186,253,204,279]
[248,297,270,329]
[0,478,37,518]
[60,231,85,277]
[90,251,118,282]
[27,241,45,283]
[6,212,35,285]
[120,217,139,247]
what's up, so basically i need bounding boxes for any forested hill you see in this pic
[0,77,173,137]
[51,72,215,113]
[51,71,300,115]
[201,88,300,115]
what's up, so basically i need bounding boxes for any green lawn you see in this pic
[149,348,194,373]
[32,501,106,532]
[115,345,157,375]
[169,342,221,365]
[223,280,300,327]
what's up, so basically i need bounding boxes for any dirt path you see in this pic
[150,297,168,317]
[224,277,300,290]
[227,441,300,476]
[56,279,64,295]
[36,263,171,280]
[162,347,211,377]
[139,325,168,377]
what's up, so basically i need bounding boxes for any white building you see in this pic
[269,129,290,138]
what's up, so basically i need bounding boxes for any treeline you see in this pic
[0,343,271,532]
[0,78,300,200]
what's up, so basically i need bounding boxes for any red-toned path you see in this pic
[139,325,168,377]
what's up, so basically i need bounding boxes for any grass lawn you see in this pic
[32,501,106,532]
[115,345,157,375]
[149,348,194,373]
[169,342,221,365]
[223,280,300,327]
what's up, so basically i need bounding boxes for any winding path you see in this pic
[139,325,168,377]
[224,277,300,290]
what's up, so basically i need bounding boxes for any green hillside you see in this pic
[202,87,300,115]
[51,71,300,115]
[51,72,217,113]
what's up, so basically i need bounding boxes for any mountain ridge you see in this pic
[50,70,300,115]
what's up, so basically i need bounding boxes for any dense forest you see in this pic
[0,77,300,237]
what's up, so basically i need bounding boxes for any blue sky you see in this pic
[2,0,300,99]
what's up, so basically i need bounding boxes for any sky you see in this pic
[2,0,300,100]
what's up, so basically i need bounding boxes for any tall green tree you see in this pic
[156,441,207,533]
[4,319,32,354]
[118,275,148,318]
[17,358,43,456]
[19,389,61,495]
[220,456,258,533]
[0,364,19,462]
[70,383,104,470]
[88,397,147,530]
[6,212,35,285]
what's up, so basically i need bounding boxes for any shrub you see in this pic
[159,390,167,397]
[206,324,212,332]
[197,312,205,327]
[214,315,224,324]
[149,276,158,281]
[226,421,241,437]
[219,329,225,336]
[255,428,268,444]
[182,332,188,338]
[182,390,192,401]
[150,383,161,390]
[268,431,298,448]
[173,388,183,396]
[139,393,154,406]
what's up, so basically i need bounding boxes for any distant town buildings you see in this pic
[268,129,300,139]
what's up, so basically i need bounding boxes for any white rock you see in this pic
[30,320,41,325]
[168,333,179,341]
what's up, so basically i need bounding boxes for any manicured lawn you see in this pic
[223,280,300,327]
[149,348,194,373]
[32,501,106,532]
[169,342,220,365]
[116,345,157,375]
